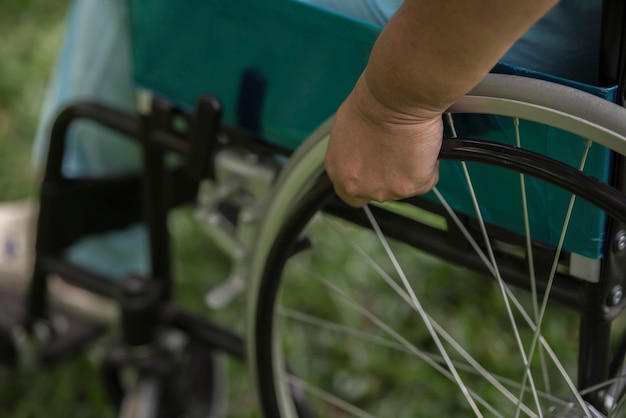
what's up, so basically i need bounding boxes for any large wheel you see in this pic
[248,74,626,417]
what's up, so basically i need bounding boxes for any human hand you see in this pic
[324,76,443,208]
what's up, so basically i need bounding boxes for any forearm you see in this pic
[326,0,560,206]
[363,0,560,119]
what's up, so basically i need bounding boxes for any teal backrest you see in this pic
[128,0,619,259]
[128,0,379,149]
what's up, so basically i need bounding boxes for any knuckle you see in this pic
[342,178,362,198]
[370,190,390,203]
[394,182,419,198]
[414,171,439,195]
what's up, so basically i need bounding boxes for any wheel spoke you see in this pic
[514,117,553,401]
[363,204,486,417]
[447,112,595,417]
[516,139,593,418]
[602,376,626,418]
[434,186,588,417]
[277,305,568,410]
[461,159,544,417]
[320,213,541,414]
[288,259,510,417]
[446,112,543,415]
[281,374,377,418]
[512,115,549,418]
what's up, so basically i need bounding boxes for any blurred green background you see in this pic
[0,1,256,416]
[0,0,66,201]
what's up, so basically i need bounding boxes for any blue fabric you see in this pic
[34,0,148,280]
[298,0,603,85]
[296,0,402,26]
[501,0,602,85]
[33,0,140,177]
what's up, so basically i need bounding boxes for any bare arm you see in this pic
[325,0,559,207]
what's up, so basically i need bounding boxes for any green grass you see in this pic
[0,356,113,418]
[0,0,68,201]
[0,2,116,416]
[0,1,256,416]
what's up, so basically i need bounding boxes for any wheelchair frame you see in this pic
[2,0,626,416]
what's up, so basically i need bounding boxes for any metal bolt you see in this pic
[609,286,623,306]
[615,231,626,252]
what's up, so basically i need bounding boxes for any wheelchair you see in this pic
[5,0,626,416]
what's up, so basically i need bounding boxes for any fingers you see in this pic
[325,122,442,207]
[329,165,439,208]
[330,164,439,208]
[334,186,369,208]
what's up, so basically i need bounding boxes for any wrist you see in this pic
[350,73,443,130]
